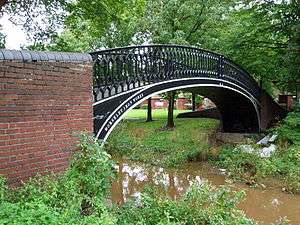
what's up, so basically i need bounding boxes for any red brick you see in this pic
[0,60,93,185]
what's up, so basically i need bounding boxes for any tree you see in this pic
[146,97,153,122]
[1,0,134,51]
[192,92,196,111]
[161,91,178,128]
[135,0,226,128]
[136,0,227,45]
[166,91,176,128]
[0,25,5,48]
[41,0,146,51]
[1,0,67,48]
[3,0,298,101]
[202,1,300,95]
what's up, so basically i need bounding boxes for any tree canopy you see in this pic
[1,0,299,94]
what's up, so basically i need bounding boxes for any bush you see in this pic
[0,134,116,225]
[0,133,264,224]
[115,183,257,225]
[215,145,271,183]
[216,144,300,193]
[276,103,300,145]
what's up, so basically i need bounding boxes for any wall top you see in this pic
[0,49,92,62]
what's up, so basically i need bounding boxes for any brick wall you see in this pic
[0,50,93,185]
[177,98,190,110]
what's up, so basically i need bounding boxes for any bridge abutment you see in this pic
[0,50,94,185]
[260,90,287,131]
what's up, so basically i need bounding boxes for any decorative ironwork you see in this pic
[90,45,260,102]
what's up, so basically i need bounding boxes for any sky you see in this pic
[0,14,28,50]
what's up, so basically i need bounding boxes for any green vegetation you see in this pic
[215,145,299,192]
[115,184,256,225]
[276,104,300,145]
[0,134,260,225]
[2,1,299,96]
[215,106,300,193]
[111,108,300,194]
[0,134,116,225]
[125,109,189,120]
[108,109,219,167]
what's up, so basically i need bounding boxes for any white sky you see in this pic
[0,14,28,50]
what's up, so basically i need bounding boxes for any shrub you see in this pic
[0,133,265,224]
[215,145,271,183]
[276,103,300,145]
[115,183,257,225]
[216,144,300,193]
[0,134,117,225]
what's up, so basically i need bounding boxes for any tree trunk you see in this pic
[146,97,153,122]
[166,92,175,128]
[192,92,196,111]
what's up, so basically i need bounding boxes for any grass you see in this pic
[124,108,190,120]
[107,109,220,167]
[109,108,300,193]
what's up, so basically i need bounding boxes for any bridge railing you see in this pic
[90,45,260,101]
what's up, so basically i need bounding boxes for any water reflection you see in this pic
[111,157,300,225]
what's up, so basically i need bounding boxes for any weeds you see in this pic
[0,133,264,225]
[107,118,219,167]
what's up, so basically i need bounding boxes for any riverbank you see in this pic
[1,108,298,224]
[111,156,300,224]
[0,134,262,225]
[107,109,300,193]
[107,110,219,167]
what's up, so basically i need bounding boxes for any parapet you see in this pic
[0,49,92,62]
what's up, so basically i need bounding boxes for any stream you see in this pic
[110,157,300,225]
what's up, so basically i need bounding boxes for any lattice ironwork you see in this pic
[90,45,260,101]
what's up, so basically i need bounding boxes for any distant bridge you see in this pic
[91,45,286,141]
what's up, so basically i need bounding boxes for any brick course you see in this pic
[0,58,93,185]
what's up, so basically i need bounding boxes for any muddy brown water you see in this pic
[110,157,300,225]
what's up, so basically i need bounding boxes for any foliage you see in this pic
[204,1,300,94]
[137,0,228,45]
[107,110,219,167]
[115,183,256,225]
[215,143,300,193]
[276,104,300,145]
[2,0,298,95]
[0,25,5,48]
[0,133,262,225]
[213,104,300,193]
[0,134,116,225]
[215,145,273,182]
[1,0,67,47]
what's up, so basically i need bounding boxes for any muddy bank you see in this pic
[111,157,300,225]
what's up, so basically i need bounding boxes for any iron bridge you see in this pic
[91,45,285,141]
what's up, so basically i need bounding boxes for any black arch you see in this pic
[93,78,260,141]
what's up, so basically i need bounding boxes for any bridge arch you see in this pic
[93,77,260,142]
[91,44,285,142]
